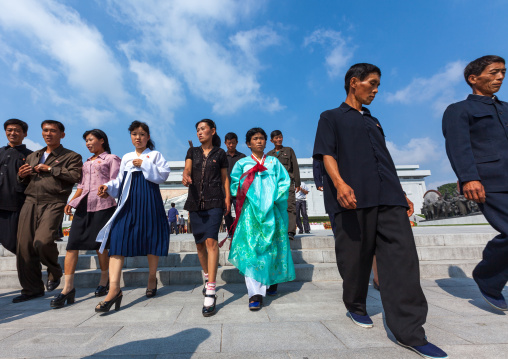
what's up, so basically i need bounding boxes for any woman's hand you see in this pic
[64,204,74,215]
[182,173,192,187]
[98,185,109,198]
[132,159,143,167]
[224,198,231,215]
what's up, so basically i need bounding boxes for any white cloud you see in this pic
[0,0,131,112]
[79,107,116,127]
[386,137,440,165]
[108,0,282,114]
[304,29,354,78]
[127,59,184,123]
[230,26,282,68]
[385,61,466,115]
[24,138,44,151]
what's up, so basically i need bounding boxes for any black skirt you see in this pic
[67,197,116,251]
[189,207,224,244]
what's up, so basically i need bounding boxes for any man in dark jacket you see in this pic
[0,119,32,254]
[13,120,82,303]
[443,55,508,311]
[267,130,300,241]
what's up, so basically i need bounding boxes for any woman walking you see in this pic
[227,128,295,310]
[182,119,230,317]
[50,129,120,308]
[94,121,170,312]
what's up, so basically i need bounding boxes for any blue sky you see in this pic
[1,0,507,190]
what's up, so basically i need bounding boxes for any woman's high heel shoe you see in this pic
[50,288,76,309]
[95,290,123,313]
[95,281,109,297]
[146,278,158,298]
[202,294,217,317]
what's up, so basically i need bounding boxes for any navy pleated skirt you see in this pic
[108,171,170,257]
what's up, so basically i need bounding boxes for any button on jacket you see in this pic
[18,145,82,204]
[443,94,508,192]
[67,152,120,211]
[313,102,407,215]
[0,144,32,211]
[266,146,301,187]
[184,146,228,212]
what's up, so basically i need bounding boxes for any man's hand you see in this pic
[336,182,357,209]
[18,164,32,178]
[224,198,231,215]
[182,173,192,187]
[64,205,74,215]
[295,186,301,193]
[463,180,486,203]
[97,185,109,198]
[34,164,51,173]
[405,195,414,217]
[317,186,323,191]
[132,159,143,167]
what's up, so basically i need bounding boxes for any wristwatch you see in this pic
[48,166,52,174]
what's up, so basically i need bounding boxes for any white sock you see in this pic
[204,282,216,306]
[203,272,209,282]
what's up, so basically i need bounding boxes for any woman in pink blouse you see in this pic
[50,129,120,308]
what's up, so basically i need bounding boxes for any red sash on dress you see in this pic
[219,154,267,248]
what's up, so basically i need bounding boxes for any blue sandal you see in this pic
[249,295,263,311]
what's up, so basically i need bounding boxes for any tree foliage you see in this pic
[438,182,458,197]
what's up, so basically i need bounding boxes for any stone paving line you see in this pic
[0,279,507,358]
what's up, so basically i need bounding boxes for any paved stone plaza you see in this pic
[0,226,507,358]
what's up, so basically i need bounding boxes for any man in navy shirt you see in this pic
[313,63,446,359]
[167,203,179,235]
[443,55,508,312]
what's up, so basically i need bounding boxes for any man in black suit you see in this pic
[443,55,508,311]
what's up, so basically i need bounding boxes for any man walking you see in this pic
[295,182,311,234]
[224,132,246,237]
[13,120,82,303]
[313,63,447,358]
[267,130,300,240]
[443,55,508,312]
[0,119,32,254]
[168,203,179,235]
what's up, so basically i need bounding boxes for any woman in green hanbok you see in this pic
[227,127,296,310]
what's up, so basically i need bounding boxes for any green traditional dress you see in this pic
[228,154,296,286]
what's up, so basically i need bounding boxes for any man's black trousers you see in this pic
[334,205,428,346]
[474,192,508,298]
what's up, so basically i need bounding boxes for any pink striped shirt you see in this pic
[68,152,121,212]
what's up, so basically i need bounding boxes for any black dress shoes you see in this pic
[50,288,76,308]
[95,282,109,297]
[46,278,61,292]
[12,292,44,303]
[146,278,158,298]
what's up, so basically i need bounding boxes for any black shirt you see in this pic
[313,102,407,215]
[0,144,33,211]
[184,146,229,212]
[226,150,246,179]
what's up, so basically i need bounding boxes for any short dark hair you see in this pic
[246,127,267,144]
[195,119,221,147]
[83,129,112,154]
[128,121,155,150]
[344,63,381,94]
[224,132,238,142]
[41,120,65,132]
[171,203,175,207]
[4,119,28,133]
[464,55,506,88]
[270,130,282,139]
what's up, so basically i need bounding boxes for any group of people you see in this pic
[1,54,507,359]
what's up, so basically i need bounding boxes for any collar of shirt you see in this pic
[467,94,502,104]
[86,151,108,162]
[338,102,371,115]
[2,144,28,151]
[226,150,242,158]
[35,144,64,159]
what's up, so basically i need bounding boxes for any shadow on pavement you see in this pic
[82,327,211,358]
[435,266,505,315]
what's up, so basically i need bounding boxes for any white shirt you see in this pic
[295,182,310,201]
[39,151,50,164]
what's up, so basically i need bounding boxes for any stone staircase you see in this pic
[0,230,493,289]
